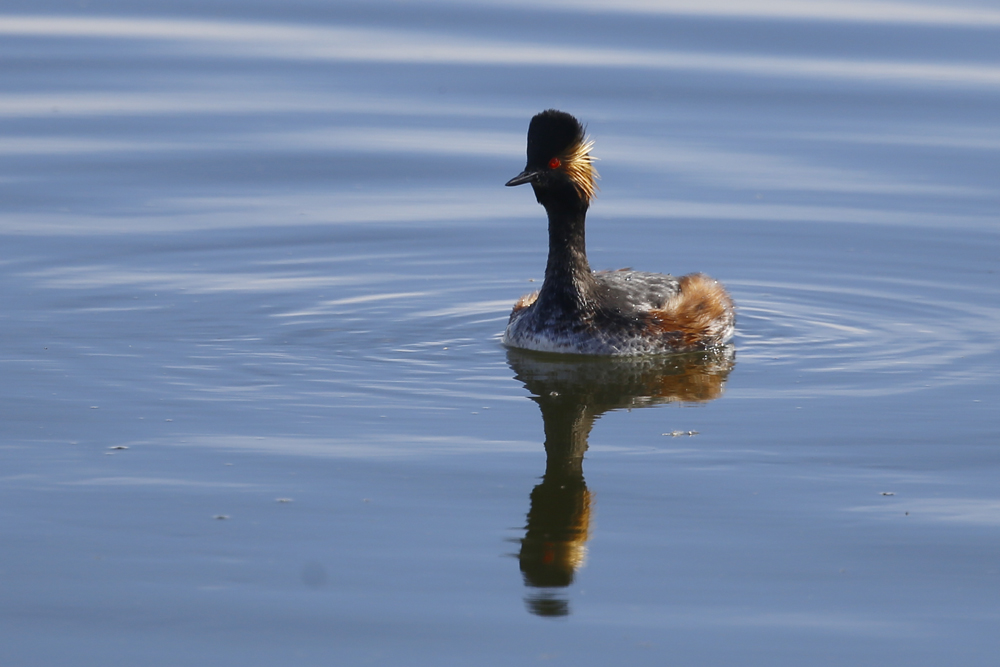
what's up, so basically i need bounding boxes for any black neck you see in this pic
[534,184,596,313]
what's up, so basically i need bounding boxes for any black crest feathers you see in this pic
[526,110,585,167]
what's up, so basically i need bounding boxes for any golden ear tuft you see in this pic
[563,137,599,201]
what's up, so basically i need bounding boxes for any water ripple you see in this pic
[733,276,1000,396]
[3,15,998,87]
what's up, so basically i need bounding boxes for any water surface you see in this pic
[2,2,999,665]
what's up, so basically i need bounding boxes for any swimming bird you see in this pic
[503,109,735,356]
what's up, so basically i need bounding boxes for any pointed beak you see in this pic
[505,169,540,187]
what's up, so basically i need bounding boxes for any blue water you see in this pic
[2,2,1000,665]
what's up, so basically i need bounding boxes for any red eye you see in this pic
[548,157,561,169]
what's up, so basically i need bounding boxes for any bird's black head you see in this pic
[525,110,583,169]
[506,109,598,202]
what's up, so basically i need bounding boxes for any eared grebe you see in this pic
[503,109,735,356]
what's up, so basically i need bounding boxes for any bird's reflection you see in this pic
[506,346,735,617]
